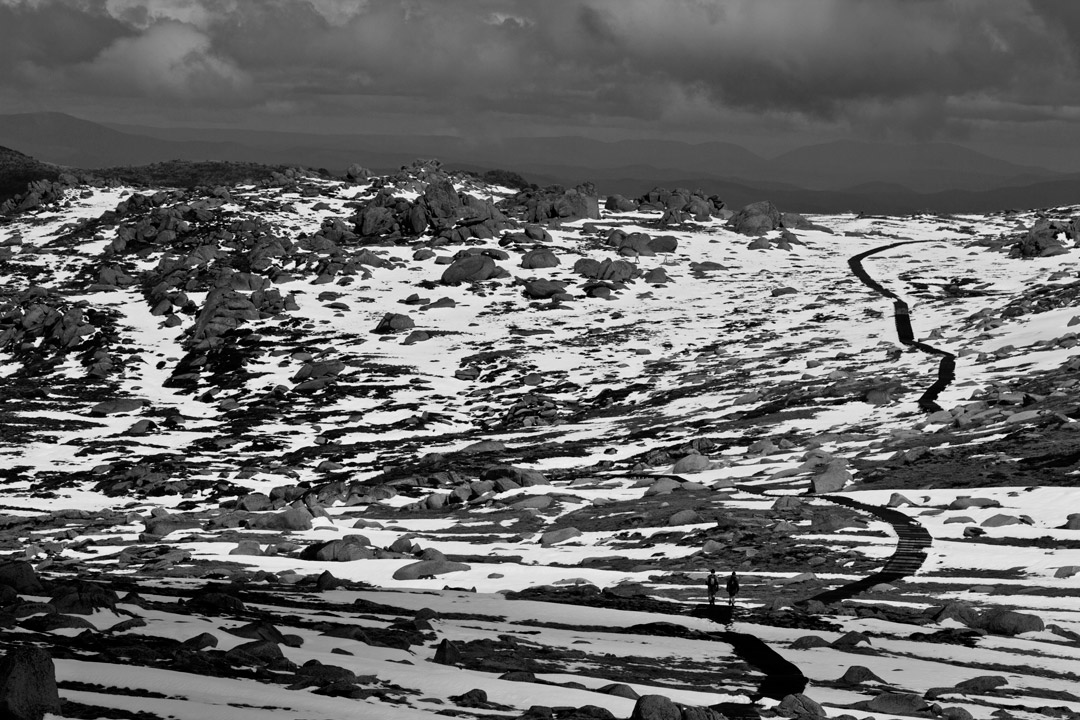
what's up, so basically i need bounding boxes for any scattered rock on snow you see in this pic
[540,528,582,546]
[392,559,471,581]
[775,693,826,719]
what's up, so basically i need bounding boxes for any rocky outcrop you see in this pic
[1011,217,1070,258]
[441,255,506,284]
[350,161,512,242]
[0,646,62,720]
[503,183,600,224]
[728,200,782,235]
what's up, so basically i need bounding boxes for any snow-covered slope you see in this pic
[0,164,1078,720]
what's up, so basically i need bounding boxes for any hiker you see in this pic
[706,569,720,606]
[726,571,740,607]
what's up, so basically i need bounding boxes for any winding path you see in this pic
[574,241,950,703]
[848,241,957,412]
[799,496,931,606]
[608,471,934,701]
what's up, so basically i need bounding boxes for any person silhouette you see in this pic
[706,569,720,606]
[726,571,740,608]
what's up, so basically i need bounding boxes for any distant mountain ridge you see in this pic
[0,111,1076,214]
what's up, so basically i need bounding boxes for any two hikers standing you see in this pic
[707,570,739,607]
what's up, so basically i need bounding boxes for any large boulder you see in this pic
[300,536,373,562]
[573,258,637,282]
[0,646,62,720]
[540,527,582,546]
[776,693,826,719]
[247,506,313,531]
[728,201,781,235]
[521,279,568,300]
[553,187,600,221]
[50,581,119,615]
[441,255,501,284]
[510,185,601,224]
[345,163,372,181]
[981,514,1025,527]
[357,205,397,236]
[979,608,1044,636]
[0,562,43,594]
[422,178,462,220]
[520,248,561,269]
[930,601,981,628]
[372,313,415,334]
[955,675,1008,694]
[392,559,470,581]
[1059,513,1080,530]
[857,692,929,715]
[144,512,201,537]
[605,195,638,213]
[1011,218,1068,258]
[672,453,710,473]
[630,694,681,720]
[90,398,146,415]
[479,465,549,486]
[648,235,679,253]
[836,665,884,685]
[811,460,850,493]
[949,496,1001,510]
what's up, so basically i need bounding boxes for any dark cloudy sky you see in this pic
[4,0,1080,168]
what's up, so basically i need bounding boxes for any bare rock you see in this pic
[672,453,710,473]
[948,496,1000,510]
[954,675,1008,694]
[728,201,781,235]
[433,638,461,666]
[248,506,313,531]
[811,460,850,493]
[441,255,500,284]
[392,559,470,581]
[599,683,640,700]
[372,313,415,334]
[0,646,61,720]
[644,478,682,496]
[630,694,681,720]
[1059,513,1080,530]
[49,581,118,615]
[978,608,1044,636]
[856,692,929,715]
[0,562,43,594]
[836,665,885,685]
[790,635,831,650]
[90,398,146,415]
[540,527,582,547]
[776,693,827,718]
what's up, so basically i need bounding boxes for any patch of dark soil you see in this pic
[958,536,1080,550]
[853,429,1080,489]
[505,584,688,615]
[59,700,168,720]
[891,651,1080,684]
[919,566,1028,579]
[57,681,173,700]
[444,633,753,694]
[907,628,985,647]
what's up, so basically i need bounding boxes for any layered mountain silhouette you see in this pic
[2,111,1078,214]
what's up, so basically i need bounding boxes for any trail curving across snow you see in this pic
[798,495,932,606]
[847,241,957,412]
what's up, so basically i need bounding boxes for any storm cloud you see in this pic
[2,0,1079,140]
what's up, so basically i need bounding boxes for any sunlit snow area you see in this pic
[1,166,1079,720]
